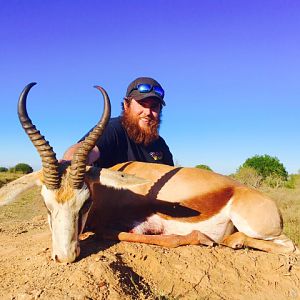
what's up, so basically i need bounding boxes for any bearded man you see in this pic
[63,77,174,167]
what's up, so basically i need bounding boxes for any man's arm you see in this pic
[62,142,100,165]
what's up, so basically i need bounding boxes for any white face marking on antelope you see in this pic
[41,184,92,263]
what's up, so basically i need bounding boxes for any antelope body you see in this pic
[0,83,298,263]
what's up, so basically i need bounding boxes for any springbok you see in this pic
[0,83,298,263]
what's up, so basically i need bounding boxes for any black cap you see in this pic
[126,77,166,106]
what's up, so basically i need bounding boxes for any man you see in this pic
[63,77,174,167]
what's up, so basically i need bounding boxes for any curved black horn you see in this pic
[18,83,61,189]
[69,86,111,189]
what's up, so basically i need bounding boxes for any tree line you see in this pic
[1,155,297,189]
[0,163,33,174]
[196,154,296,189]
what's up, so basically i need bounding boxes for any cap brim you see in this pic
[130,90,166,106]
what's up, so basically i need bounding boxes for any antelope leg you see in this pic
[221,232,299,254]
[103,230,214,248]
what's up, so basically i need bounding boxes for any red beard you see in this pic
[121,109,161,146]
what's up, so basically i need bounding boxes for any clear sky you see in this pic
[1,0,299,175]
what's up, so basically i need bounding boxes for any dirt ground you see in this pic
[0,187,299,300]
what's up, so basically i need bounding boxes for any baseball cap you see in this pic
[126,77,166,106]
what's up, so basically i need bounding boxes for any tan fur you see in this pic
[106,161,298,254]
[158,187,234,222]
[230,186,283,237]
[1,161,298,257]
[40,169,75,203]
[55,176,75,203]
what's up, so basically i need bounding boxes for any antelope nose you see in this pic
[52,242,80,263]
[53,253,77,264]
[54,254,61,263]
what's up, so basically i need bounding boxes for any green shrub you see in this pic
[234,166,263,188]
[241,154,288,181]
[263,174,285,189]
[14,163,33,174]
[285,174,300,189]
[195,164,212,171]
[0,167,8,172]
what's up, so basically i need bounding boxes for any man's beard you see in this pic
[121,109,161,146]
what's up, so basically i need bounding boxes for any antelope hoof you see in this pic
[222,232,246,250]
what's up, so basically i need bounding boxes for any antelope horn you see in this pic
[69,86,111,189]
[18,82,61,189]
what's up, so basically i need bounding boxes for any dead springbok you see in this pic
[0,83,298,263]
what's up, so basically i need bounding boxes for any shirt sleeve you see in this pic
[78,121,122,168]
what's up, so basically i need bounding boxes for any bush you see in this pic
[263,174,285,189]
[285,174,299,189]
[8,167,16,173]
[0,167,8,172]
[14,163,33,174]
[195,164,212,171]
[241,154,288,181]
[234,166,263,188]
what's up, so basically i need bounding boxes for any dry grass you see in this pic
[0,186,44,224]
[0,172,23,188]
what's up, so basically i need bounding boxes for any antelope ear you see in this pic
[0,171,42,206]
[86,167,150,189]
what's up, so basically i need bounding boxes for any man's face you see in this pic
[124,97,161,130]
[122,97,161,145]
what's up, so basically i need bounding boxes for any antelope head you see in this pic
[18,83,111,263]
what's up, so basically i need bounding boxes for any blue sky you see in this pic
[1,0,299,174]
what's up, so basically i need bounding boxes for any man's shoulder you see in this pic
[155,136,168,146]
[106,117,124,133]
[102,116,128,145]
[108,116,122,127]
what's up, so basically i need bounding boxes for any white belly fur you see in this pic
[131,201,234,243]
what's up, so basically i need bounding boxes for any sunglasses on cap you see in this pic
[128,84,165,99]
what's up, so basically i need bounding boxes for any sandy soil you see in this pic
[0,187,299,300]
